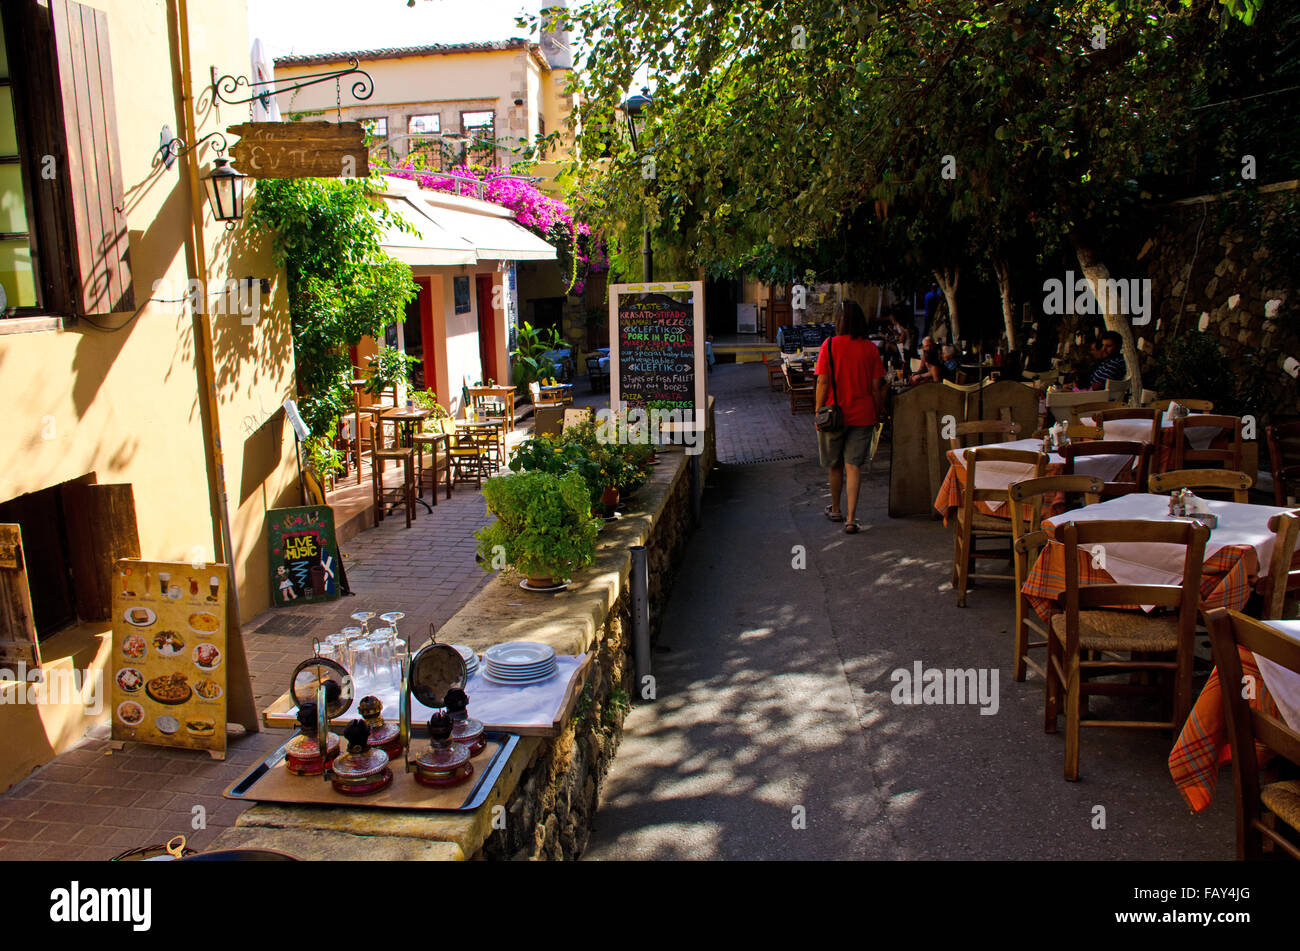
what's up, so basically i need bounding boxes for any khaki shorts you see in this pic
[818,425,872,468]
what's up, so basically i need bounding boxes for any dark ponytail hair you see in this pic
[835,300,869,339]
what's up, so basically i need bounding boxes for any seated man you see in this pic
[1087,331,1126,391]
[941,345,960,381]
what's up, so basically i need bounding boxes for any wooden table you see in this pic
[456,418,507,474]
[381,406,435,513]
[1083,413,1229,472]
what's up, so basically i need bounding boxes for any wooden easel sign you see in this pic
[109,560,258,758]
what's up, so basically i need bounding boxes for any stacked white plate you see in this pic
[482,641,557,685]
[451,644,480,677]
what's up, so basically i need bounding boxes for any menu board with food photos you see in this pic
[609,282,706,433]
[111,560,229,755]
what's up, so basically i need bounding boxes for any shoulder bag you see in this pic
[815,337,845,433]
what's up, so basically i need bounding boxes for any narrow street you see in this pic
[585,363,1237,860]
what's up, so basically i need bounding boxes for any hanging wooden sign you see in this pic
[226,121,369,179]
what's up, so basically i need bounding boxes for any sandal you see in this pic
[825,505,844,523]
[844,521,861,534]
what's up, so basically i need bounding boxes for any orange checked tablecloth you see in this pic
[933,437,1131,522]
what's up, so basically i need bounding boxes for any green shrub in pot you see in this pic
[475,469,601,585]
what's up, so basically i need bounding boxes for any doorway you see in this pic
[476,274,498,384]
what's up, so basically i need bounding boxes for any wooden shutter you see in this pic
[61,482,139,621]
[0,525,41,667]
[49,0,132,316]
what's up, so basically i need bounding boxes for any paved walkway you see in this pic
[584,363,1235,860]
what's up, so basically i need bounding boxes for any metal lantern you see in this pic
[621,87,652,151]
[202,157,246,223]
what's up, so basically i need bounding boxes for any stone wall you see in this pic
[1045,183,1298,416]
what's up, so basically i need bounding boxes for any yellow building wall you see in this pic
[0,0,298,789]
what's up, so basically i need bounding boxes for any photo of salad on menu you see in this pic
[110,559,229,755]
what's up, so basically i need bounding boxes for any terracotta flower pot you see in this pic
[600,485,619,515]
[526,575,556,589]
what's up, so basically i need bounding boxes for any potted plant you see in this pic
[475,470,601,588]
[511,321,565,391]
[363,345,417,398]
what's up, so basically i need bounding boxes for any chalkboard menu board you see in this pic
[609,282,706,428]
[268,506,341,607]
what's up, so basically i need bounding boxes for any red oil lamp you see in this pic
[414,712,473,787]
[285,650,352,777]
[284,701,340,776]
[445,687,484,756]
[359,695,403,760]
[330,719,393,795]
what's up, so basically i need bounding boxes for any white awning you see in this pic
[377,196,477,267]
[378,176,557,265]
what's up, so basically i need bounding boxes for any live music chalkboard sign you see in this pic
[267,506,341,607]
[608,282,706,431]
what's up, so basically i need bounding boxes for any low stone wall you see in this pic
[211,399,714,860]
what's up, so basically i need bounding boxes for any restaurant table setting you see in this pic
[933,437,1133,521]
[1169,620,1300,812]
[1020,493,1296,624]
[1084,412,1229,471]
[228,633,523,810]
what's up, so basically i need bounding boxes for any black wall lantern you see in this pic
[157,129,247,228]
[621,87,652,151]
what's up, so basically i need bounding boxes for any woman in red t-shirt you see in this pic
[814,301,886,534]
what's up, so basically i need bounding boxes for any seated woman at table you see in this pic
[909,342,944,385]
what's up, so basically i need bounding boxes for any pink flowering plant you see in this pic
[387,160,607,295]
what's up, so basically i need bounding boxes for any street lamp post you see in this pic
[621,88,653,282]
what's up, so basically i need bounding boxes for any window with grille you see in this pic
[461,110,495,165]
[407,114,442,170]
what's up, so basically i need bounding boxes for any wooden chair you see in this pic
[1067,400,1123,426]
[1172,414,1244,471]
[947,420,1020,451]
[1093,407,1163,445]
[1008,475,1104,681]
[952,446,1047,608]
[1266,421,1300,506]
[587,356,609,392]
[1058,440,1152,498]
[1149,469,1253,503]
[1032,424,1104,442]
[529,381,568,408]
[1256,512,1300,621]
[371,446,415,528]
[1104,376,1133,403]
[789,382,815,415]
[412,430,452,504]
[1205,608,1300,860]
[1145,397,1214,414]
[440,418,493,488]
[1046,519,1210,781]
[764,354,785,392]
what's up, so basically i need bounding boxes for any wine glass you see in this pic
[349,610,375,634]
[379,611,405,641]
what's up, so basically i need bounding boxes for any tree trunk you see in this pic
[993,257,1017,351]
[1069,233,1142,405]
[933,267,960,343]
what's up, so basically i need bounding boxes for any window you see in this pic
[406,114,442,170]
[361,116,390,167]
[461,110,496,165]
[0,0,133,318]
[0,16,39,312]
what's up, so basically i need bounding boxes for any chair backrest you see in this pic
[1205,607,1300,860]
[1067,400,1123,425]
[1261,511,1300,621]
[948,419,1021,451]
[1104,376,1132,402]
[1094,407,1163,444]
[960,448,1047,525]
[1009,474,1105,589]
[1059,519,1208,649]
[1149,468,1253,504]
[1173,414,1243,470]
[1145,397,1214,413]
[1047,389,1119,423]
[1266,421,1300,506]
[587,356,605,374]
[1058,440,1152,497]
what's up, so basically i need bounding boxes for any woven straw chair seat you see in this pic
[1050,610,1179,653]
[969,512,1014,534]
[1261,780,1300,833]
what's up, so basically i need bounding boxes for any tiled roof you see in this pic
[275,39,538,67]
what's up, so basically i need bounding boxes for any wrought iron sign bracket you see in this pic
[156,128,228,169]
[209,58,375,108]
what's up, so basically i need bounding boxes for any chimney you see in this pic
[540,1,572,69]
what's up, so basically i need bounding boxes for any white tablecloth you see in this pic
[953,437,1131,514]
[1043,493,1294,587]
[1085,414,1222,451]
[1259,621,1300,730]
